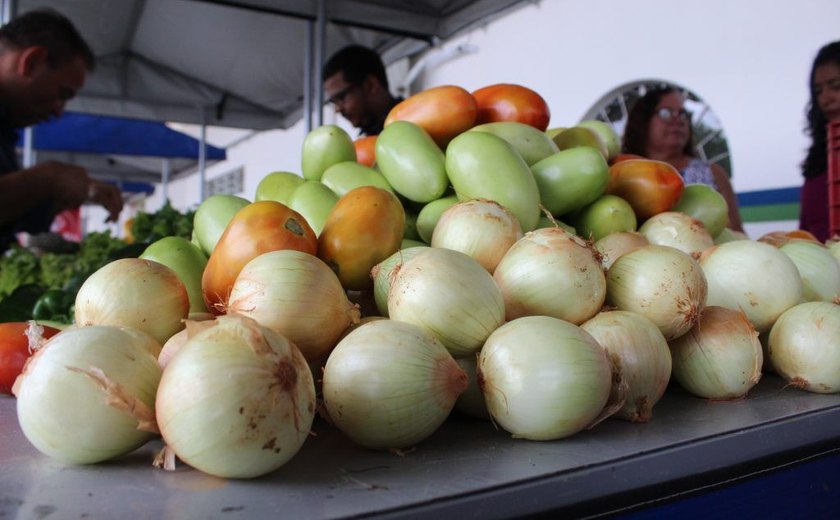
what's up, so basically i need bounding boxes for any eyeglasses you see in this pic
[326,83,359,107]
[655,107,691,122]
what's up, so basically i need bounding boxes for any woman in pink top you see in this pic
[799,40,840,242]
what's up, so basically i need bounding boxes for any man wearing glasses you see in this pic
[323,45,402,136]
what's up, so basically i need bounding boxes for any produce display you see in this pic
[3,82,840,486]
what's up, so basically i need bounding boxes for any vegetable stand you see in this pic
[2,375,839,519]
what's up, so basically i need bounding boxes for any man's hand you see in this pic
[87,180,123,223]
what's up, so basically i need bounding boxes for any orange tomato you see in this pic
[202,201,317,313]
[384,85,477,148]
[354,136,377,167]
[609,153,645,166]
[1,322,60,395]
[606,159,684,221]
[472,83,551,131]
[317,186,405,291]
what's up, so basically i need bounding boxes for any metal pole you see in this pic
[22,127,33,167]
[304,21,313,133]
[161,159,171,208]
[198,109,207,203]
[1,0,16,25]
[314,0,326,127]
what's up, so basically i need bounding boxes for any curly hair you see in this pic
[802,40,840,179]
[0,8,94,71]
[622,86,694,158]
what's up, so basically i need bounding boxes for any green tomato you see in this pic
[254,171,304,204]
[416,195,459,244]
[301,125,356,181]
[673,183,729,238]
[470,121,559,166]
[531,147,609,216]
[572,194,637,241]
[376,121,448,203]
[140,237,209,313]
[321,161,393,197]
[288,181,339,236]
[445,132,541,231]
[577,120,621,161]
[193,194,250,256]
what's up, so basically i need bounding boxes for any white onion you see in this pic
[594,231,649,270]
[227,250,360,362]
[431,199,523,273]
[493,227,606,324]
[388,248,505,358]
[322,319,467,449]
[158,318,216,369]
[698,240,802,333]
[478,316,612,440]
[714,228,749,244]
[778,240,840,302]
[581,310,671,422]
[454,355,490,420]
[638,211,714,255]
[606,245,707,340]
[768,302,840,393]
[75,258,190,345]
[668,306,762,400]
[156,314,315,478]
[14,326,162,464]
[370,246,429,317]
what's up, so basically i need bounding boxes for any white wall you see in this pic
[130,0,839,238]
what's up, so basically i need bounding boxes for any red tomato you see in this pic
[202,201,317,314]
[609,153,645,166]
[0,322,60,395]
[354,136,377,167]
[606,159,685,221]
[472,84,551,131]
[384,85,477,148]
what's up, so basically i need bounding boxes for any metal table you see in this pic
[2,375,839,519]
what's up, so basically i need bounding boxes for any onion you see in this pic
[158,318,216,369]
[322,319,467,449]
[638,211,714,255]
[75,258,190,345]
[226,250,361,361]
[454,355,490,420]
[698,240,802,333]
[778,240,840,302]
[606,245,707,340]
[478,316,612,440]
[668,306,762,400]
[388,248,505,358]
[13,326,162,464]
[431,199,523,273]
[768,302,840,393]
[493,227,606,324]
[370,246,429,317]
[155,314,315,478]
[594,231,649,270]
[581,310,671,422]
[714,227,749,244]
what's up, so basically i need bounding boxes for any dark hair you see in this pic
[802,40,840,179]
[622,86,694,157]
[323,45,387,89]
[0,8,94,71]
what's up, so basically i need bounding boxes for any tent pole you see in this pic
[304,22,313,133]
[1,0,16,25]
[161,159,171,208]
[314,0,326,127]
[21,127,33,167]
[198,108,207,203]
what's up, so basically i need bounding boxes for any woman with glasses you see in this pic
[799,40,840,242]
[622,86,744,232]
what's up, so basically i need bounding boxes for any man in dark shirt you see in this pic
[323,45,402,136]
[0,9,123,252]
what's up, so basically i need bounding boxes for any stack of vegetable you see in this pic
[4,82,840,483]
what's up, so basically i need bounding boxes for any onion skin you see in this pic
[638,211,714,255]
[371,246,430,317]
[323,319,467,449]
[668,306,762,400]
[606,245,707,340]
[778,240,840,303]
[768,302,840,393]
[594,231,649,270]
[155,315,316,479]
[581,310,671,422]
[478,316,612,441]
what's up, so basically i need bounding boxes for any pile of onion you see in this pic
[638,211,714,255]
[493,227,606,324]
[431,198,523,273]
[668,306,762,400]
[478,316,613,440]
[226,250,360,361]
[606,245,707,340]
[768,302,840,393]
[322,319,467,449]
[155,314,315,478]
[388,247,505,358]
[581,310,671,422]
[14,326,162,464]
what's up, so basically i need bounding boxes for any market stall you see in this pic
[1,376,838,518]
